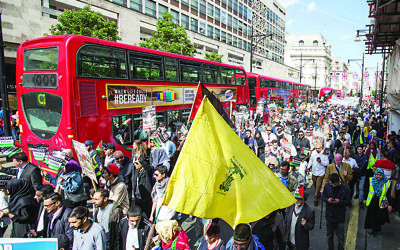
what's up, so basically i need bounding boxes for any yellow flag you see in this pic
[162,97,295,227]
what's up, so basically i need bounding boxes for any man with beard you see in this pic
[293,131,310,157]
[68,206,106,250]
[33,184,54,238]
[93,188,123,250]
[30,192,73,248]
[118,206,152,250]
[285,187,315,250]
[102,164,129,215]
[113,150,134,200]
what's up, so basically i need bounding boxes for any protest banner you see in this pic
[0,238,57,249]
[142,105,156,131]
[72,140,97,183]
[0,136,14,147]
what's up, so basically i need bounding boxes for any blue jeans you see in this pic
[358,176,366,201]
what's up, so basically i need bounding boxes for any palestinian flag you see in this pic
[96,140,107,152]
[289,156,301,167]
[318,116,324,128]
[150,131,166,148]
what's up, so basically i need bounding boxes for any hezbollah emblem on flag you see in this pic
[219,157,247,193]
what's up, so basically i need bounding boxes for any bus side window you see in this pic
[111,115,133,145]
[180,61,201,83]
[78,45,127,79]
[235,69,246,86]
[203,66,220,84]
[130,52,163,81]
[165,58,179,82]
[221,68,235,85]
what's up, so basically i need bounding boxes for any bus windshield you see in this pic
[24,47,59,71]
[21,92,62,139]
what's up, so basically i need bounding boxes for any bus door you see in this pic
[248,78,257,107]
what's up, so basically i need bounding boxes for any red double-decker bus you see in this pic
[16,35,248,155]
[247,73,311,109]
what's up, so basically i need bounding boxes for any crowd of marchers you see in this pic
[0,98,398,250]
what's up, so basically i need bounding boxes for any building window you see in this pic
[248,8,252,21]
[221,0,226,5]
[207,3,214,16]
[221,10,227,24]
[243,23,247,36]
[214,28,220,41]
[227,34,232,45]
[191,0,198,11]
[227,14,232,27]
[171,10,179,24]
[145,0,156,17]
[238,20,242,33]
[130,0,142,12]
[113,0,127,6]
[200,0,206,14]
[243,5,247,19]
[158,4,168,18]
[182,0,189,6]
[238,38,242,49]
[233,36,237,47]
[313,40,318,46]
[299,40,304,46]
[243,40,247,51]
[181,14,189,29]
[191,18,198,32]
[239,2,243,16]
[221,31,227,43]
[228,0,232,10]
[233,17,238,31]
[215,7,220,22]
[207,25,213,38]
[199,21,206,35]
[233,0,238,12]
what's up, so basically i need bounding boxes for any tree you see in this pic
[46,5,121,42]
[205,52,223,63]
[139,12,196,57]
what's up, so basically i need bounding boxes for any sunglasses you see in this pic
[115,157,124,160]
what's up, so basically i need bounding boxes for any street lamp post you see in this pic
[314,63,317,103]
[380,50,386,114]
[348,53,365,106]
[249,28,273,72]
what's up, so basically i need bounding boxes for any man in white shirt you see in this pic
[307,143,329,207]
[342,148,359,199]
[118,206,152,250]
[263,126,277,146]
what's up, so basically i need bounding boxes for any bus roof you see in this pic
[246,72,311,87]
[19,35,245,70]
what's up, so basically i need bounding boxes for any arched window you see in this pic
[299,40,304,46]
[313,40,318,46]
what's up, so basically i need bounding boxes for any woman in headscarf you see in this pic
[44,159,87,208]
[1,179,38,237]
[363,168,392,236]
[155,220,190,250]
[254,130,266,163]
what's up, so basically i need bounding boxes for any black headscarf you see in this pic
[255,130,265,149]
[7,179,37,214]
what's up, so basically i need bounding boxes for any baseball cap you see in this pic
[106,143,115,150]
[105,164,120,175]
[84,140,94,146]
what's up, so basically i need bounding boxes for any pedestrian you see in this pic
[102,164,130,215]
[149,138,170,171]
[285,186,315,250]
[149,165,175,222]
[343,148,359,198]
[322,154,353,191]
[251,210,285,250]
[226,223,265,250]
[308,143,329,206]
[132,158,153,218]
[0,152,42,190]
[155,220,190,250]
[1,179,38,238]
[293,131,310,157]
[68,206,106,250]
[363,168,392,237]
[33,184,54,238]
[114,150,134,201]
[118,205,152,250]
[85,140,103,178]
[104,143,116,167]
[279,161,298,194]
[30,192,73,248]
[254,130,266,163]
[322,173,351,250]
[93,188,124,250]
[355,146,368,207]
[197,221,226,250]
[0,184,11,237]
[244,129,256,152]
[43,159,88,208]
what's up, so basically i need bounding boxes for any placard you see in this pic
[72,140,97,183]
[142,105,156,131]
